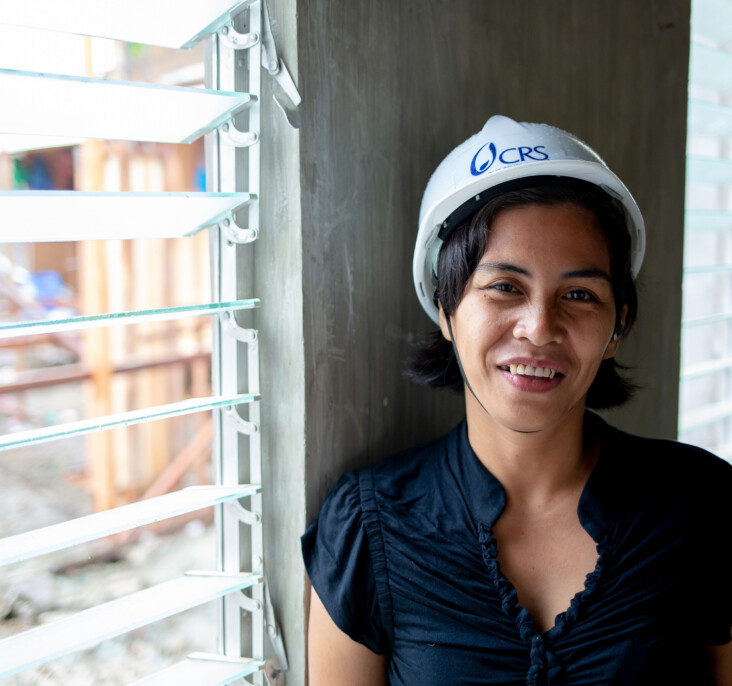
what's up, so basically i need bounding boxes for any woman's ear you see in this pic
[438,303,451,342]
[604,303,629,359]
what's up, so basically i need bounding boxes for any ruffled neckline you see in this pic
[478,521,611,683]
[452,413,618,682]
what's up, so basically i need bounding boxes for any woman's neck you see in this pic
[465,399,596,507]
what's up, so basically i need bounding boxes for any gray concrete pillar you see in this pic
[258,2,690,682]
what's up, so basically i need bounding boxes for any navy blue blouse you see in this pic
[302,415,732,685]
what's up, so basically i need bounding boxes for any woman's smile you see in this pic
[440,202,622,433]
[499,366,563,391]
[500,363,559,380]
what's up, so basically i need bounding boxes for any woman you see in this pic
[302,116,732,684]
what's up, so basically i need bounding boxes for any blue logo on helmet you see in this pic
[470,142,497,176]
[470,143,549,176]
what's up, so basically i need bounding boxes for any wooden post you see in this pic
[78,139,116,512]
[79,37,116,512]
[128,153,171,489]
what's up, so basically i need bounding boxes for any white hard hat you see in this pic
[413,115,645,324]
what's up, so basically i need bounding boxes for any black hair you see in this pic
[405,178,638,409]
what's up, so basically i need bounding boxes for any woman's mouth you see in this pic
[499,364,561,379]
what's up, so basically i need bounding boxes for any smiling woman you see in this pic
[413,176,637,410]
[302,116,732,685]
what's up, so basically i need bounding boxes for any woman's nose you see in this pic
[512,303,564,346]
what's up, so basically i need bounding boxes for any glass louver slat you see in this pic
[129,654,263,686]
[0,191,252,242]
[0,0,245,50]
[685,210,732,231]
[686,155,732,185]
[683,263,732,274]
[688,99,732,137]
[0,299,259,340]
[689,42,732,92]
[681,356,732,380]
[0,572,261,679]
[0,68,252,144]
[691,0,732,45]
[681,311,732,327]
[0,485,260,568]
[679,398,732,433]
[0,393,259,451]
[0,134,86,154]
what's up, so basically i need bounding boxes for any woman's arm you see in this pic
[308,587,387,686]
[709,642,732,685]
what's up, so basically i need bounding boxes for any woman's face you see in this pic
[439,202,623,434]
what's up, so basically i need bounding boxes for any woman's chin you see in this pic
[468,398,587,437]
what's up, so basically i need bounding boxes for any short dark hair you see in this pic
[405,178,638,409]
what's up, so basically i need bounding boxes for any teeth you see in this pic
[504,364,557,379]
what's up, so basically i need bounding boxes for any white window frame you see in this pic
[0,2,292,683]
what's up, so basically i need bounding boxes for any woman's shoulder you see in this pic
[368,422,461,486]
[313,421,463,516]
[603,417,727,464]
[596,414,732,495]
[301,423,465,652]
[308,421,465,536]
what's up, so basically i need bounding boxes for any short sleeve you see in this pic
[699,536,731,645]
[301,470,388,654]
[696,455,732,646]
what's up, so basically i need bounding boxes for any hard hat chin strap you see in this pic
[446,316,541,435]
[445,315,493,418]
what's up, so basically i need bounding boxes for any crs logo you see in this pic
[470,142,549,176]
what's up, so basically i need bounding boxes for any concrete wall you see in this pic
[257,0,307,678]
[259,1,690,682]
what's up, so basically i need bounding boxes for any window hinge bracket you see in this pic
[219,310,258,343]
[218,24,260,51]
[219,121,260,148]
[219,212,258,244]
[235,591,262,614]
[224,404,260,434]
[226,498,261,525]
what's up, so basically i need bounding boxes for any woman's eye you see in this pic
[565,289,597,302]
[489,282,520,294]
